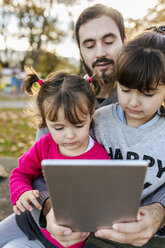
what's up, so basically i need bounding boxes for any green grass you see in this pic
[0,108,36,157]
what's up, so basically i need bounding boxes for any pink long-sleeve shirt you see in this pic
[9,133,109,248]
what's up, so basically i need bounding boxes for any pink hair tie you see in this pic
[38,79,43,85]
[89,77,93,84]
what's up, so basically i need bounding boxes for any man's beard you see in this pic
[81,59,93,77]
[93,66,115,86]
[82,58,116,86]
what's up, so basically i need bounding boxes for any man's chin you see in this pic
[99,71,115,83]
[94,67,113,78]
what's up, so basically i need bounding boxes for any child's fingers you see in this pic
[13,205,21,215]
[16,200,26,212]
[16,191,32,211]
[33,190,40,198]
[19,198,33,211]
[18,190,42,211]
[29,190,42,210]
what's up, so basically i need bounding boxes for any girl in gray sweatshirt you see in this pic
[89,30,165,247]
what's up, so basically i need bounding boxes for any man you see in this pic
[0,4,164,248]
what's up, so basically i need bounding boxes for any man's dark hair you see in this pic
[75,4,125,48]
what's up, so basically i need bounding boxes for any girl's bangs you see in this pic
[117,47,165,92]
[63,96,90,124]
[44,98,60,122]
[45,95,90,124]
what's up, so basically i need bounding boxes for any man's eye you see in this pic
[87,46,94,49]
[105,41,113,45]
[104,37,114,45]
[86,45,94,49]
[84,42,95,49]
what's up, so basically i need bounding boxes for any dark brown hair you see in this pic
[23,68,98,128]
[116,31,165,114]
[75,4,125,49]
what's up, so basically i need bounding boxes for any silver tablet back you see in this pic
[42,159,147,231]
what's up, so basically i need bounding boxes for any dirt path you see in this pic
[0,101,28,108]
[0,92,29,109]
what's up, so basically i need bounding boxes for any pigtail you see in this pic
[22,66,40,95]
[91,74,102,96]
[84,74,101,96]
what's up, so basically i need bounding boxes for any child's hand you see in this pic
[13,190,42,215]
[47,209,90,247]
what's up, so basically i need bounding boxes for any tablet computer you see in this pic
[42,159,148,232]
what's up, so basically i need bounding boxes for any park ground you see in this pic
[0,92,36,220]
[0,156,18,221]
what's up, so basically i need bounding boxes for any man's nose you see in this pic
[96,43,106,58]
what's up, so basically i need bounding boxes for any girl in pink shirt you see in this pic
[9,68,109,248]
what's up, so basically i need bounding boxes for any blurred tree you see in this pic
[144,0,165,27]
[125,0,165,39]
[56,0,80,5]
[0,0,80,72]
[0,1,13,67]
[37,50,79,77]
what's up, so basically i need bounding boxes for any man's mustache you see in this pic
[92,58,115,69]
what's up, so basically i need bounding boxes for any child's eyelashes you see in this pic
[121,88,155,97]
[54,127,63,131]
[75,124,84,128]
[121,89,130,93]
[53,124,85,130]
[143,93,154,97]
[142,90,156,97]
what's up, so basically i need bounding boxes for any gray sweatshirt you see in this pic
[92,103,165,206]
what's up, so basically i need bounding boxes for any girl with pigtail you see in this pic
[9,68,109,248]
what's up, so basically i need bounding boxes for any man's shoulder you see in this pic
[94,103,116,118]
[36,127,49,141]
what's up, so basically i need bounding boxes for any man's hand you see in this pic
[94,203,165,247]
[13,190,42,215]
[46,209,90,247]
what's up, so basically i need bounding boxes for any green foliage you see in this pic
[0,0,78,69]
[37,51,79,76]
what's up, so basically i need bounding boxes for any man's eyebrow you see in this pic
[103,32,117,39]
[82,38,94,45]
[82,32,117,45]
